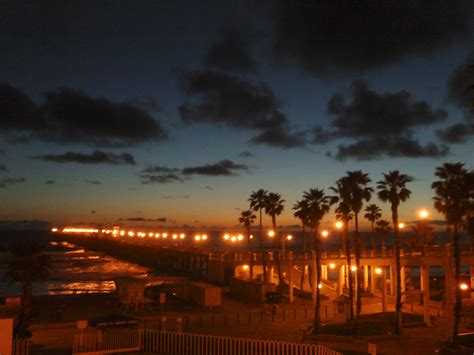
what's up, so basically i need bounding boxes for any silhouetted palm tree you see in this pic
[330,179,355,322]
[249,189,268,281]
[5,239,51,337]
[293,199,310,289]
[264,192,285,291]
[302,188,334,334]
[239,210,257,279]
[432,162,472,345]
[375,219,391,252]
[377,170,413,335]
[342,171,373,333]
[364,204,382,251]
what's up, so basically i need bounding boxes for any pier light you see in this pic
[268,230,275,238]
[318,283,322,289]
[335,221,343,229]
[120,231,125,236]
[162,233,168,239]
[351,265,357,272]
[172,234,178,240]
[287,235,293,241]
[148,232,154,237]
[329,263,336,269]
[237,234,244,241]
[180,233,185,239]
[398,222,405,229]
[321,230,329,238]
[51,228,58,232]
[112,230,118,236]
[242,265,249,271]
[249,235,253,239]
[128,231,134,237]
[460,283,469,291]
[375,267,382,275]
[231,236,237,242]
[224,234,230,240]
[155,233,160,238]
[419,209,429,219]
[195,235,201,241]
[101,229,106,233]
[202,234,208,240]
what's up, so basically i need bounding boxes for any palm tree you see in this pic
[364,204,382,252]
[5,239,51,337]
[249,189,268,282]
[293,199,310,289]
[239,210,257,279]
[377,170,413,335]
[264,192,285,292]
[330,179,355,323]
[342,171,373,333]
[432,162,472,345]
[302,188,334,334]
[375,219,391,252]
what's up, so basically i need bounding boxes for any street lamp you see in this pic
[335,221,343,230]
[419,209,429,219]
[398,222,405,229]
[321,230,329,238]
[268,230,275,238]
[460,283,469,291]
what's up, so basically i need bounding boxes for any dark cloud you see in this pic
[313,80,449,160]
[446,49,474,113]
[0,164,7,172]
[119,217,167,222]
[128,96,162,113]
[155,217,167,222]
[204,28,257,73]
[204,186,214,190]
[140,173,185,184]
[44,180,55,184]
[238,151,254,158]
[162,195,188,200]
[141,165,180,174]
[182,159,249,176]
[178,69,303,148]
[0,177,25,188]
[334,137,449,161]
[33,150,136,165]
[436,123,474,143]
[0,84,168,146]
[85,179,101,185]
[272,0,472,77]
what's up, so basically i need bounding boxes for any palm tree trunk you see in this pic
[343,216,354,322]
[273,216,284,294]
[371,222,375,251]
[313,226,322,334]
[247,225,254,279]
[354,213,362,334]
[452,224,461,345]
[392,206,402,335]
[260,208,267,283]
[300,224,306,290]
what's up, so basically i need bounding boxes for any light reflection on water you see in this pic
[0,242,149,297]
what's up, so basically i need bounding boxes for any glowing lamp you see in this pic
[180,233,185,239]
[329,263,336,269]
[268,230,275,238]
[335,221,343,229]
[224,234,230,240]
[351,265,357,272]
[419,209,429,219]
[460,283,469,291]
[202,234,207,240]
[398,222,405,229]
[321,230,329,238]
[237,234,243,241]
[51,228,58,232]
[242,265,249,271]
[375,267,382,275]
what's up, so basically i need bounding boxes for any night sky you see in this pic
[1,1,473,229]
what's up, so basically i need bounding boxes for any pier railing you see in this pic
[12,338,29,355]
[72,328,342,355]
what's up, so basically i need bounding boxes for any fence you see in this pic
[72,328,140,354]
[72,328,341,355]
[12,338,29,355]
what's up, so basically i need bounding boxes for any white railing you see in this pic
[141,329,342,355]
[72,328,341,355]
[72,328,140,354]
[13,338,29,355]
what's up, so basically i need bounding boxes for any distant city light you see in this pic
[172,234,178,240]
[237,234,244,241]
[321,230,329,238]
[268,230,275,238]
[419,209,429,219]
[202,234,207,240]
[180,233,185,239]
[51,228,58,232]
[148,232,154,237]
[128,231,134,237]
[460,283,469,291]
[287,235,293,241]
[398,222,405,229]
[224,234,230,240]
[120,231,125,236]
[195,235,201,241]
[318,283,322,289]
[231,236,237,242]
[249,235,253,239]
[335,221,343,229]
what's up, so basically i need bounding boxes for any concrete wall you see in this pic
[0,318,13,355]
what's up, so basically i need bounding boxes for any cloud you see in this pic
[182,159,249,176]
[0,177,25,188]
[178,69,303,148]
[140,173,185,184]
[0,164,7,172]
[204,28,257,73]
[44,180,55,184]
[272,0,472,77]
[120,217,167,222]
[238,151,254,158]
[313,80,449,160]
[85,179,101,185]
[446,49,474,114]
[204,185,213,190]
[33,150,136,165]
[436,123,474,143]
[162,195,189,200]
[0,84,168,146]
[141,165,180,174]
